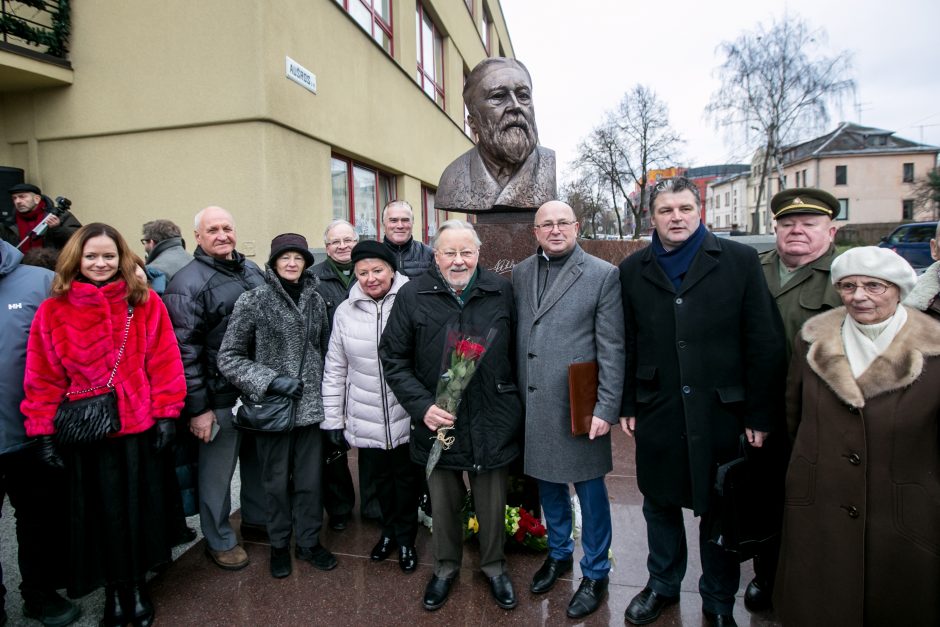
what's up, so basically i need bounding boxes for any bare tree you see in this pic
[561,170,608,238]
[706,14,854,233]
[575,85,682,239]
[913,167,940,220]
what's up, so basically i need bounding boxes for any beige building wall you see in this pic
[782,152,938,225]
[0,0,513,260]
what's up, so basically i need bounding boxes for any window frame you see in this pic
[902,162,914,184]
[416,2,445,109]
[480,4,493,55]
[835,165,847,186]
[335,0,394,55]
[837,198,849,221]
[902,199,915,220]
[330,154,397,241]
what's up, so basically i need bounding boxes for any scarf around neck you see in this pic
[842,304,908,378]
[652,222,708,289]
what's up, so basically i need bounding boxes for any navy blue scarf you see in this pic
[652,223,708,289]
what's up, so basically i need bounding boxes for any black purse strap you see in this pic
[66,305,134,398]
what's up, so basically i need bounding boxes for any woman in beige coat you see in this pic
[776,247,940,626]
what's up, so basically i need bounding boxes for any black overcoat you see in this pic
[619,233,787,514]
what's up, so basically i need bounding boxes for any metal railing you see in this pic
[0,0,69,59]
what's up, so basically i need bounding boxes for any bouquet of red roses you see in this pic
[425,329,494,480]
[506,505,548,551]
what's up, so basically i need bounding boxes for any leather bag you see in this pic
[54,306,133,445]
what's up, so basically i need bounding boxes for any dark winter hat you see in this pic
[8,183,41,195]
[268,233,315,269]
[350,240,397,273]
[771,187,841,220]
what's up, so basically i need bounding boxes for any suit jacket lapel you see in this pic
[677,233,720,295]
[640,246,676,294]
[534,246,584,319]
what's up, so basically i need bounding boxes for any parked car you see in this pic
[878,222,937,269]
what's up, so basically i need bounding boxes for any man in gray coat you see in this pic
[513,200,625,619]
[142,219,191,283]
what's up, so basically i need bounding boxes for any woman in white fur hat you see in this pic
[775,246,939,627]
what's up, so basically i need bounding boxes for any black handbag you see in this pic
[233,299,313,434]
[54,306,133,445]
[709,433,786,560]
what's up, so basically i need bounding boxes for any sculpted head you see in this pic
[464,58,539,168]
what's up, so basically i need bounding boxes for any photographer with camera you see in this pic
[2,184,81,253]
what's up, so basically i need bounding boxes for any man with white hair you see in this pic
[312,219,359,528]
[163,206,266,571]
[380,220,522,612]
[381,200,434,278]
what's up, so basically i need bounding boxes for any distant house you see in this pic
[706,171,749,231]
[777,123,939,225]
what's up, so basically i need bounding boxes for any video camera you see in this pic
[16,196,74,249]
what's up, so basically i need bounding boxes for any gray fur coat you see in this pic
[218,268,330,427]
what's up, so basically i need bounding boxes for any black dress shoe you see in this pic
[422,575,454,611]
[22,589,80,627]
[489,573,517,610]
[743,577,773,612]
[99,586,127,627]
[126,583,155,627]
[624,586,679,625]
[703,610,738,626]
[566,576,608,619]
[399,546,418,573]
[270,545,292,578]
[370,536,396,561]
[329,515,349,531]
[296,544,338,571]
[530,555,573,594]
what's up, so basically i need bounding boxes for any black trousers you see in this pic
[322,439,355,522]
[358,444,419,547]
[0,446,69,605]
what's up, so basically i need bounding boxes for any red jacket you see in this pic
[22,280,185,437]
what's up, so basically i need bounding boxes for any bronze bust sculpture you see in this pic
[436,58,556,213]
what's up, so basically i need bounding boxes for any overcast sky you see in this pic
[500,0,940,183]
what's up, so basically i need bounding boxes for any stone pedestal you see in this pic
[474,210,537,278]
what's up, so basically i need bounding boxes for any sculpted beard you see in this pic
[477,112,538,166]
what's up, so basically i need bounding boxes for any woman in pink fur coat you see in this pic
[21,223,186,627]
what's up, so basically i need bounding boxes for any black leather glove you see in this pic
[267,375,304,400]
[323,429,348,451]
[35,436,64,470]
[153,419,176,453]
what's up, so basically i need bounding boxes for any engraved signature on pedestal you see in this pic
[490,259,516,275]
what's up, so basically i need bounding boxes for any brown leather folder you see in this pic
[568,361,598,436]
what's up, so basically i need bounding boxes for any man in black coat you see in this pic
[619,177,786,627]
[381,200,434,278]
[163,206,266,571]
[311,219,359,528]
[2,183,81,253]
[380,220,522,613]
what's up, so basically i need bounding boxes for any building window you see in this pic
[837,198,849,221]
[464,0,473,16]
[331,155,396,240]
[336,0,393,54]
[416,3,445,109]
[902,199,914,220]
[463,70,475,140]
[423,186,447,243]
[480,4,493,54]
[802,169,808,186]
[724,192,730,206]
[835,165,847,186]
[903,162,914,183]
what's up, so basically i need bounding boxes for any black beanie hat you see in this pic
[350,240,397,273]
[268,233,315,269]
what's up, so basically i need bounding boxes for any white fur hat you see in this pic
[831,246,917,300]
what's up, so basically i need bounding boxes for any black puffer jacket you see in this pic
[379,266,522,472]
[383,236,434,279]
[163,247,265,416]
[312,259,353,331]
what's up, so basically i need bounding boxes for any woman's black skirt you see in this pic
[62,427,177,597]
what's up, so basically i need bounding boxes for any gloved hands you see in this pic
[323,429,348,451]
[35,435,64,470]
[153,419,176,453]
[267,375,304,400]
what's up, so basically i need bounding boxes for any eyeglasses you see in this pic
[834,281,890,295]
[437,249,478,260]
[534,220,576,232]
[326,238,358,247]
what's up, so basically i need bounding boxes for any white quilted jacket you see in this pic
[321,272,411,449]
